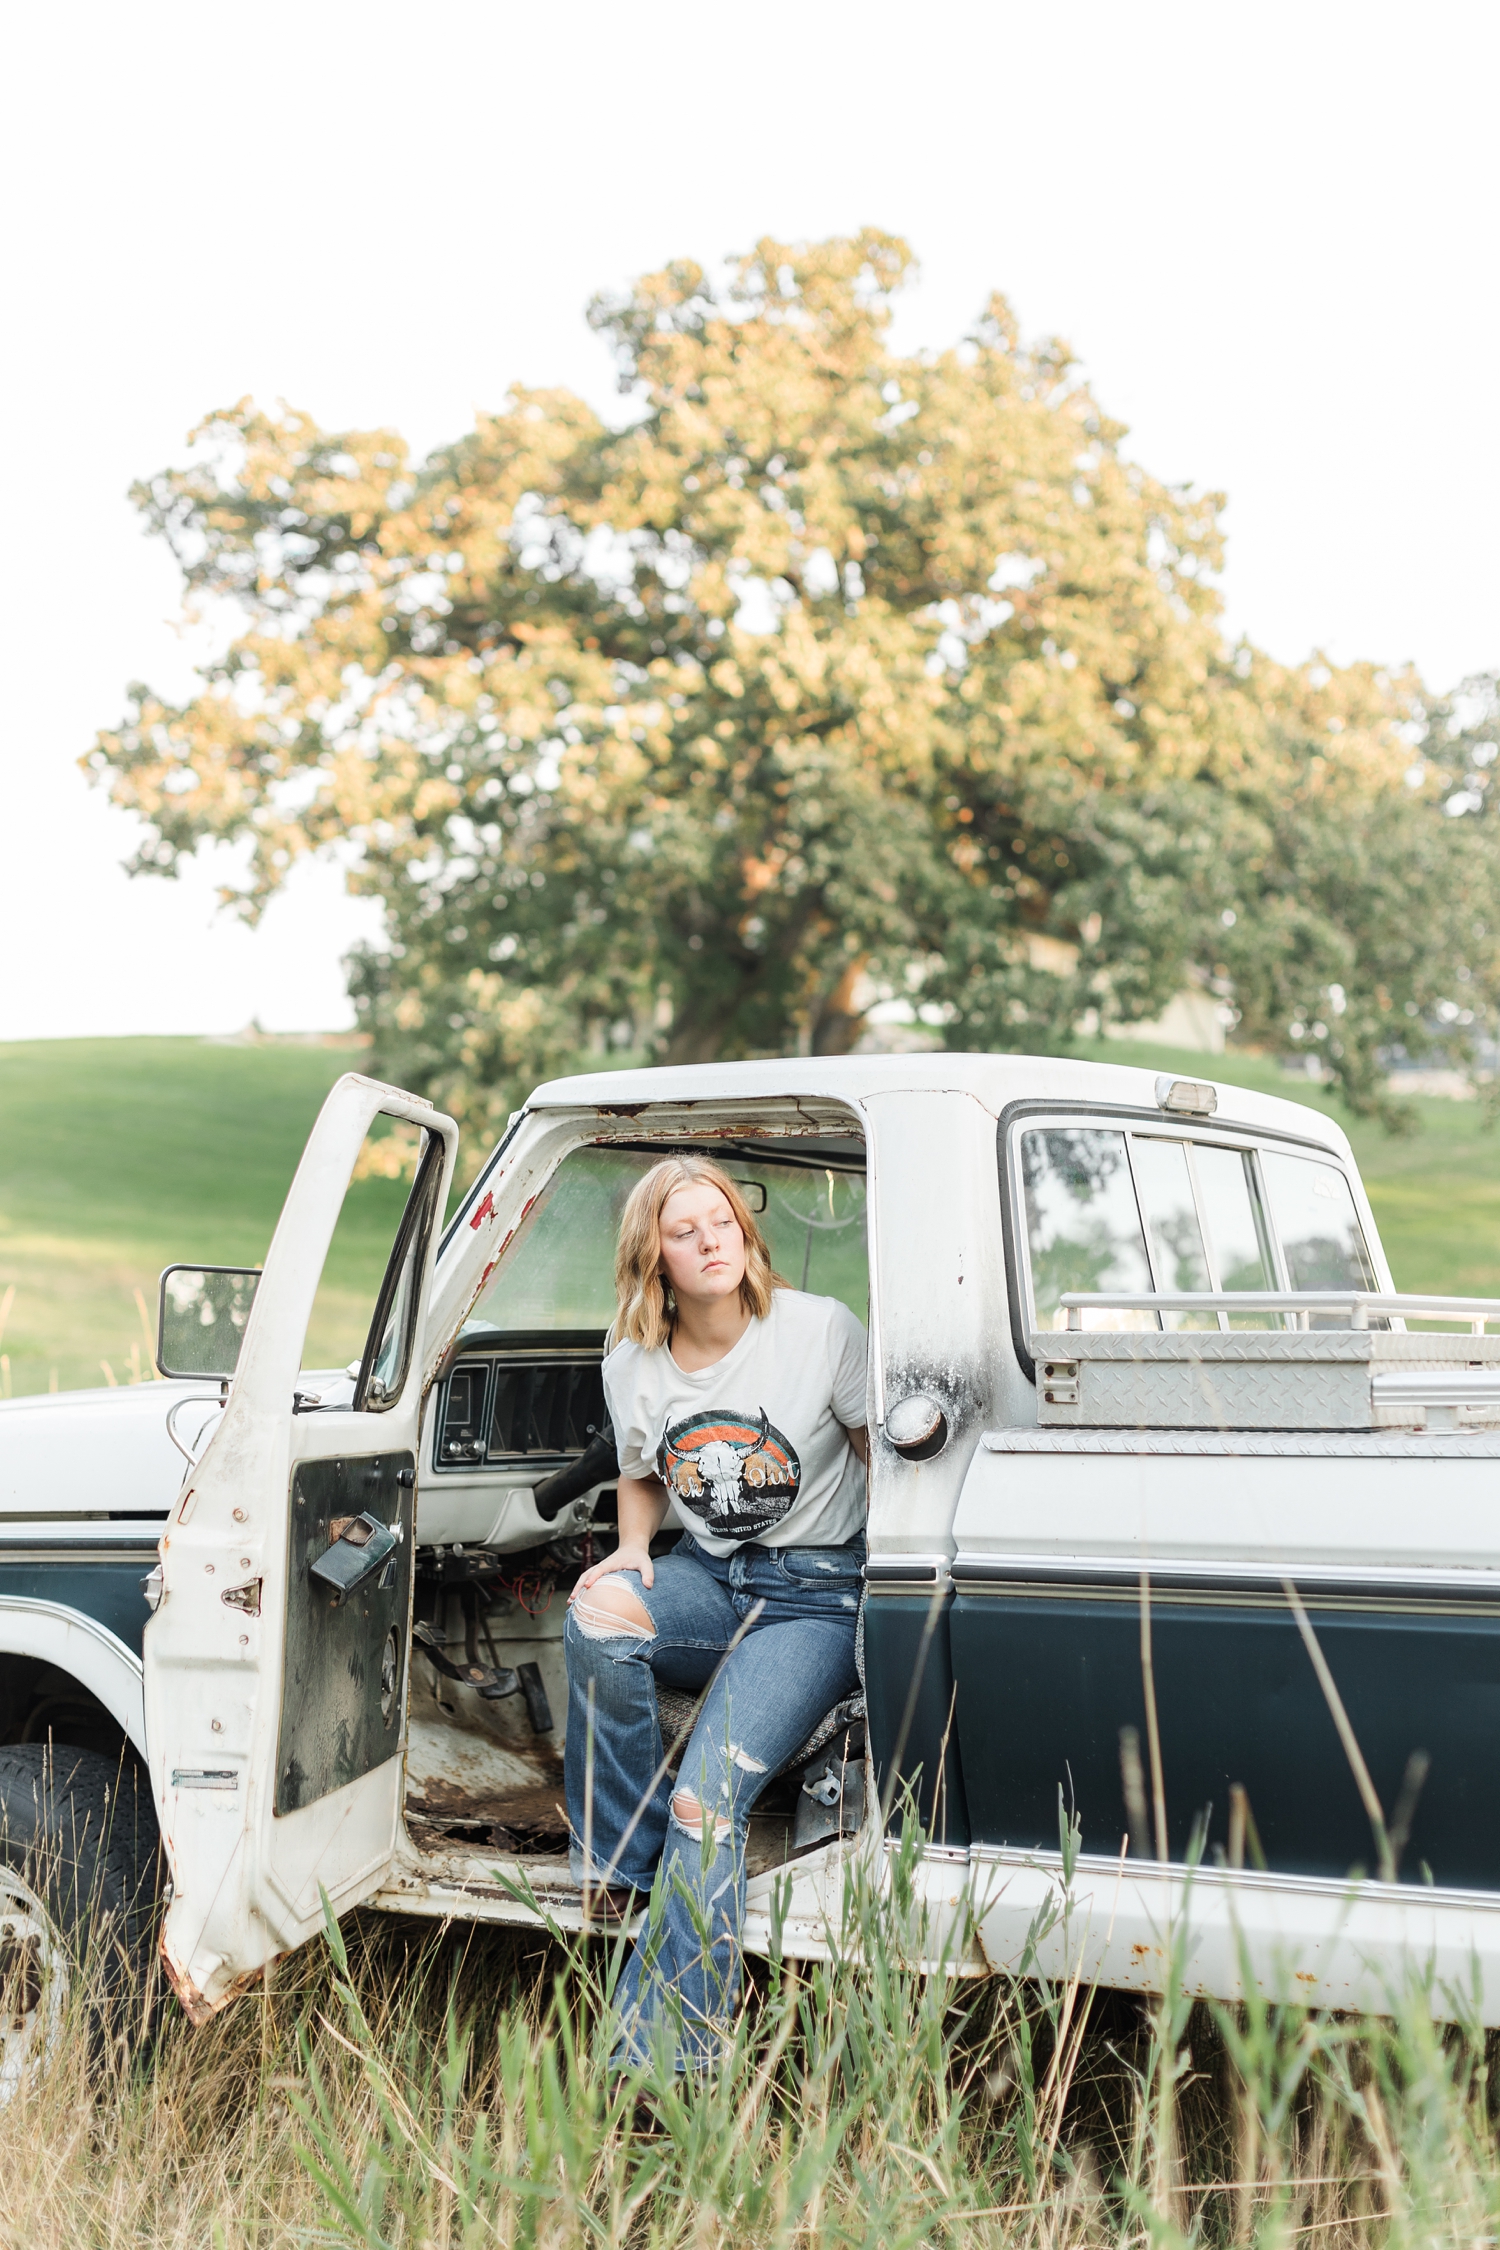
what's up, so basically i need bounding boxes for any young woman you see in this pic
[563,1154,868,2075]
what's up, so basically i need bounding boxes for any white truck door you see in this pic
[145,1073,457,2020]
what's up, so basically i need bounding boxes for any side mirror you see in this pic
[157,1265,262,1380]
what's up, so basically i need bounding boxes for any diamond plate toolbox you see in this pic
[1030,1329,1500,1432]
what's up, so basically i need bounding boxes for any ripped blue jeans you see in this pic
[563,1529,863,2074]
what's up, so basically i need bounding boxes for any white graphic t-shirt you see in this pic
[601,1290,868,1557]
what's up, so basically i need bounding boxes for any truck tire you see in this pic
[0,1744,160,2095]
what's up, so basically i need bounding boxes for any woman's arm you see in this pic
[844,1424,869,1467]
[572,1472,671,1594]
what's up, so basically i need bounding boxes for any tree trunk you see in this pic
[662,1014,730,1066]
[810,959,868,1056]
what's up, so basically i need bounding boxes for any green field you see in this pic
[0,1036,410,1395]
[0,1034,1495,1397]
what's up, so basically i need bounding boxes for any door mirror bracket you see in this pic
[165,1390,228,1469]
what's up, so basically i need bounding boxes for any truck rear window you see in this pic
[1017,1122,1375,1333]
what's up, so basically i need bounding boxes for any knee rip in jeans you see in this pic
[570,1575,657,1641]
[670,1788,734,1846]
[670,1742,765,1846]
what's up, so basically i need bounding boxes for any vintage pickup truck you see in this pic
[5,1049,1500,2079]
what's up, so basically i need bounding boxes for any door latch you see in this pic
[310,1513,402,1606]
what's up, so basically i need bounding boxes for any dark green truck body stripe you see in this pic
[951,1582,1500,1889]
[0,1543,161,1658]
[863,1589,970,1847]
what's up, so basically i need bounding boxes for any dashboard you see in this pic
[431,1329,609,1471]
[417,1329,612,1550]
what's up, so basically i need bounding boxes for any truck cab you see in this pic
[7,1050,1500,2049]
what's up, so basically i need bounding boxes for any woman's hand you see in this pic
[568,1471,669,1598]
[574,1540,656,1595]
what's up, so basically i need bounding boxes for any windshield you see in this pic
[464,1141,868,1337]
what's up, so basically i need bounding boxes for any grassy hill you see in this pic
[0,1036,408,1395]
[0,1033,1496,1396]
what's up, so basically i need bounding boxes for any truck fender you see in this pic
[0,1596,146,1754]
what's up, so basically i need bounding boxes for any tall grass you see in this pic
[8,1813,1500,2247]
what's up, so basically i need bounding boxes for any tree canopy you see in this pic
[89,230,1499,1137]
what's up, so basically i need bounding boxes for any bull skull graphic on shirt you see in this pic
[657,1407,801,1540]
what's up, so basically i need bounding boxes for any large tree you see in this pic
[89,232,1498,1137]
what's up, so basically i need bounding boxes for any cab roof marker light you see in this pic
[1156,1075,1218,1117]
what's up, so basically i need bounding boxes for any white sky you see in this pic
[2,0,1495,1041]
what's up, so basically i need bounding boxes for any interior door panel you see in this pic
[277,1450,415,1815]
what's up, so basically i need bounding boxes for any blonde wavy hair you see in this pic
[614,1156,782,1349]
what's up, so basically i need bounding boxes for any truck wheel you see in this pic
[0,1744,161,2096]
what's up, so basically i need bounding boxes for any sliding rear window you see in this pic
[1013,1119,1373,1335]
[1021,1129,1156,1332]
[1260,1150,1377,1292]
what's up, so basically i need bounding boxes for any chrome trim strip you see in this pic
[864,1554,951,1585]
[0,1544,164,1562]
[0,1518,166,1539]
[951,1550,1500,1600]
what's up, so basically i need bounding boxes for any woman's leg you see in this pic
[563,1547,739,1890]
[609,1608,860,2074]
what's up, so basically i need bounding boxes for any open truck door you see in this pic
[144,1074,458,2020]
